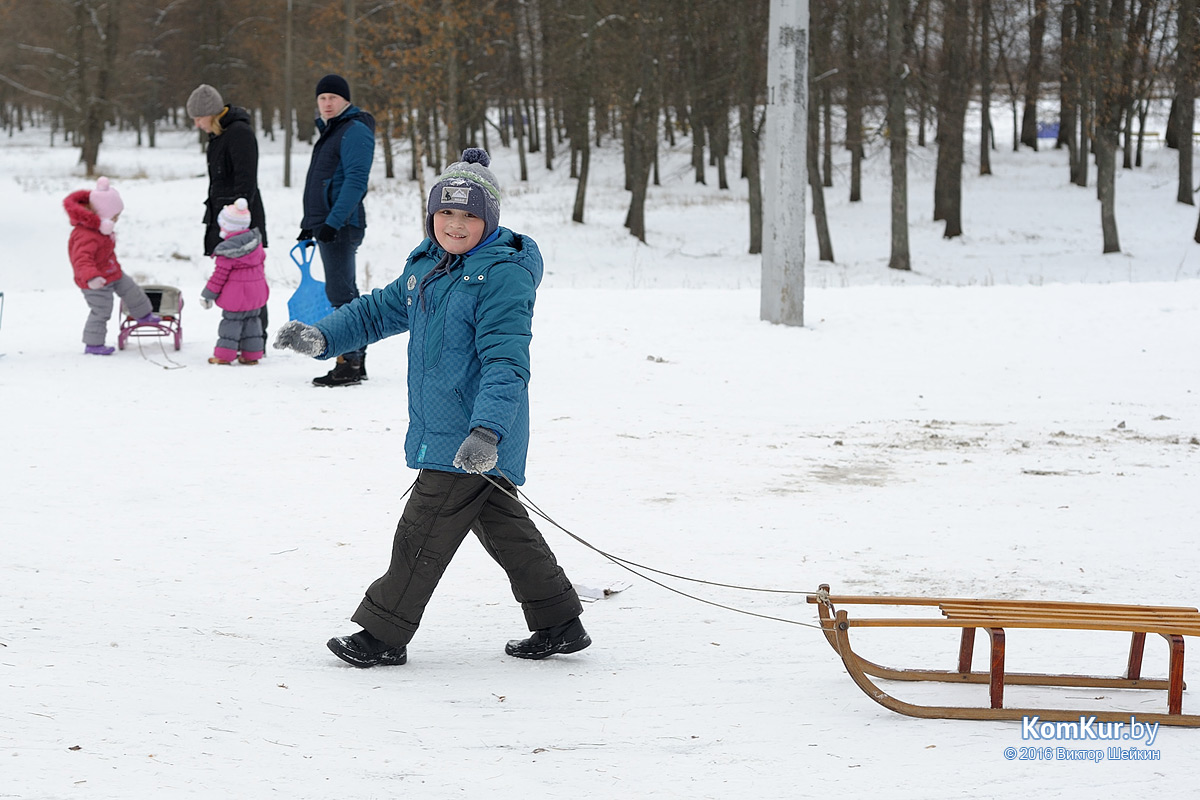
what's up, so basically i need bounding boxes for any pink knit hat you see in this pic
[89,177,124,235]
[217,198,252,238]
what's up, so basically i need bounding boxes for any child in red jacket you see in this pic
[64,177,158,355]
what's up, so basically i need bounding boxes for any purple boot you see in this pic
[85,344,115,356]
[135,312,162,325]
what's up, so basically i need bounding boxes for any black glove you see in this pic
[453,428,499,474]
[297,228,313,242]
[316,223,338,242]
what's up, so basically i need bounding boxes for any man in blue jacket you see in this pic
[299,74,375,387]
[275,149,590,668]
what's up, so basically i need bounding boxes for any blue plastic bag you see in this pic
[287,240,335,325]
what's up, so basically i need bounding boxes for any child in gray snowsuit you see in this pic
[200,198,270,364]
[64,177,158,355]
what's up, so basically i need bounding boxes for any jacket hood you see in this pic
[213,228,263,258]
[64,188,102,231]
[216,105,253,133]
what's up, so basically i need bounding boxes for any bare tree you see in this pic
[934,0,970,238]
[809,29,834,260]
[1059,0,1081,172]
[1094,0,1127,253]
[979,0,994,175]
[1176,0,1197,205]
[1119,0,1153,169]
[1019,0,1048,149]
[76,0,122,175]
[737,1,769,254]
[887,0,912,270]
[994,0,1025,152]
[844,0,866,201]
[1129,0,1168,167]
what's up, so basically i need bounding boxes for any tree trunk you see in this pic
[572,135,590,223]
[822,84,833,186]
[1074,0,1093,188]
[916,0,932,147]
[742,104,764,254]
[713,114,730,190]
[887,0,911,270]
[933,0,969,238]
[624,103,655,242]
[1096,129,1121,252]
[1177,0,1197,204]
[1095,0,1126,253]
[515,101,529,180]
[1060,1,1080,177]
[1019,0,1048,149]
[79,0,121,176]
[623,36,659,243]
[381,112,394,178]
[979,0,993,176]
[844,0,864,202]
[809,37,834,261]
[811,0,834,188]
[1120,0,1151,170]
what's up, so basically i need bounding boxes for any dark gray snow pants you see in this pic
[351,469,583,647]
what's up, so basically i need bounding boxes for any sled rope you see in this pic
[136,333,185,369]
[486,471,826,631]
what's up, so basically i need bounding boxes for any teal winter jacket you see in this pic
[313,228,541,484]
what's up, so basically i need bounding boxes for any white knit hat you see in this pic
[89,177,124,235]
[217,198,252,238]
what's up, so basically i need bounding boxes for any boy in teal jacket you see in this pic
[275,149,589,667]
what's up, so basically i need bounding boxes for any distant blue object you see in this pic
[1037,121,1060,139]
[288,241,335,325]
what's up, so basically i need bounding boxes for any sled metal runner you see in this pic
[807,584,1200,726]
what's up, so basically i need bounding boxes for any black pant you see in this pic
[351,470,582,647]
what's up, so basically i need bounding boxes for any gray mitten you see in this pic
[273,320,326,356]
[453,427,499,473]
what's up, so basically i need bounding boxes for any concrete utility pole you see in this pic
[761,0,809,327]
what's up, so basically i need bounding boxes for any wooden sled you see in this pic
[807,584,1200,726]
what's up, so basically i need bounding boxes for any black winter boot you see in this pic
[327,630,407,667]
[312,355,362,387]
[359,351,368,381]
[505,617,592,660]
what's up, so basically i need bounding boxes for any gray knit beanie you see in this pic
[186,84,224,117]
[426,148,502,243]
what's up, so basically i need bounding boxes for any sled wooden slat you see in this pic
[806,584,1200,726]
[841,616,1200,636]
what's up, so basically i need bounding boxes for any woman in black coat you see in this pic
[187,84,269,329]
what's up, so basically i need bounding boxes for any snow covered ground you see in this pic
[1,112,1199,798]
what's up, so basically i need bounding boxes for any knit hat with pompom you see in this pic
[89,177,124,235]
[425,148,502,243]
[217,198,252,238]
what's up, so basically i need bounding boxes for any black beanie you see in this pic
[315,74,350,101]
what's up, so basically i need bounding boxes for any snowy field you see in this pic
[1,109,1199,798]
